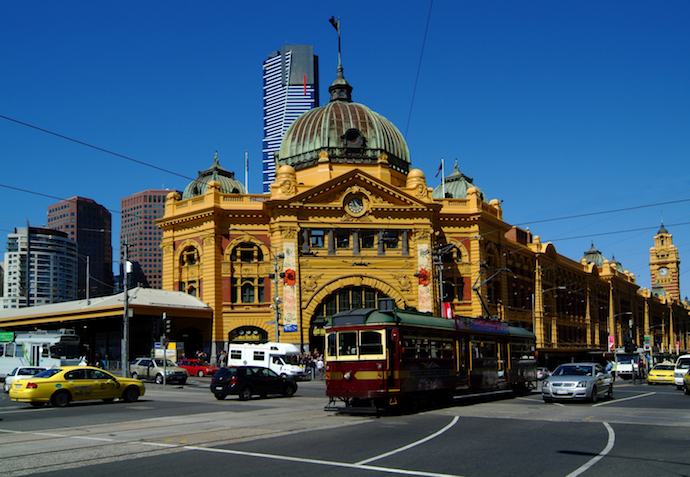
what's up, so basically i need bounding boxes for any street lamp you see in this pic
[121,242,132,378]
[229,229,284,342]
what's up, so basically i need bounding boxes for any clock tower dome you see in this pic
[649,222,681,300]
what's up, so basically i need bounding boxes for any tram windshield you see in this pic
[50,344,80,360]
[326,330,385,359]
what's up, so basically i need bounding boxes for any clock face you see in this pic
[347,197,364,214]
[658,267,669,277]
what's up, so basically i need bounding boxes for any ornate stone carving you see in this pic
[393,274,412,292]
[282,228,298,240]
[302,274,323,293]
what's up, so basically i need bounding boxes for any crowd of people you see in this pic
[300,349,324,379]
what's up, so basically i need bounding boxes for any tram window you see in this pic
[339,332,358,355]
[42,344,50,358]
[360,331,383,355]
[327,333,337,358]
[5,343,16,357]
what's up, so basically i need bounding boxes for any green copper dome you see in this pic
[582,242,605,267]
[432,159,487,201]
[182,152,246,199]
[275,66,410,174]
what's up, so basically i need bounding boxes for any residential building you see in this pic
[262,45,319,193]
[2,227,77,308]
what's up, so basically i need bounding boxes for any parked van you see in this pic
[227,342,309,380]
[673,354,690,389]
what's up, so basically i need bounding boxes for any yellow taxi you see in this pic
[647,363,675,385]
[9,366,145,407]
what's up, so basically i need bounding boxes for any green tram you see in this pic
[324,304,537,413]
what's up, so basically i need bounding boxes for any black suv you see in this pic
[210,366,297,401]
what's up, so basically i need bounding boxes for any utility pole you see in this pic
[121,242,130,378]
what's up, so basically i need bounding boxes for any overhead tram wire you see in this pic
[404,0,434,138]
[0,114,194,182]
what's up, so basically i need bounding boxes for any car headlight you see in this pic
[576,381,588,388]
[542,381,550,388]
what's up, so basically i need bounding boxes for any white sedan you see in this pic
[3,366,47,392]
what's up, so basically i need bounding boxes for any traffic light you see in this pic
[152,318,161,337]
[162,312,171,335]
[623,332,635,353]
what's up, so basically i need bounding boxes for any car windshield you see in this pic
[552,365,594,377]
[654,364,674,370]
[34,368,62,378]
[153,359,177,367]
[676,359,690,370]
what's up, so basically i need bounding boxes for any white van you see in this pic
[673,354,690,389]
[227,342,309,380]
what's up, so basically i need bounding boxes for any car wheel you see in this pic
[122,386,140,402]
[51,391,71,407]
[677,385,683,390]
[238,387,252,401]
[591,386,598,404]
[197,370,204,377]
[283,384,295,397]
[684,384,690,395]
[180,378,187,385]
[131,372,139,380]
[214,393,226,400]
[543,397,552,403]
[155,374,164,385]
[3,384,9,393]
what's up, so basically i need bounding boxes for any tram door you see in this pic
[29,344,42,366]
[496,342,508,387]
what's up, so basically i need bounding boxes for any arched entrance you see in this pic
[179,327,204,359]
[309,285,391,353]
[229,326,268,344]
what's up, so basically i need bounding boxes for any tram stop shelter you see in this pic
[0,287,213,371]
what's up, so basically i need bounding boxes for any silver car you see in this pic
[3,366,47,392]
[542,363,613,403]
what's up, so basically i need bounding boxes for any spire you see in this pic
[328,16,352,102]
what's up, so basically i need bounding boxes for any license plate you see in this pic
[215,386,224,391]
[556,389,568,395]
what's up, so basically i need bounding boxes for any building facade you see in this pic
[47,196,113,298]
[649,223,681,301]
[262,45,319,193]
[121,189,179,289]
[2,227,78,308]
[159,65,689,367]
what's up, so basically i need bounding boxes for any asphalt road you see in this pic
[1,377,689,477]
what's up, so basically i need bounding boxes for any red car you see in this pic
[176,359,219,377]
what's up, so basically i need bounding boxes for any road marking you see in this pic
[565,421,615,477]
[356,416,460,465]
[593,391,655,407]
[184,444,465,477]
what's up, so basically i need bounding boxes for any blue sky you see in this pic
[1,1,689,298]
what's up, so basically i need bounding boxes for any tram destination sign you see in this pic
[454,317,509,334]
[0,331,15,342]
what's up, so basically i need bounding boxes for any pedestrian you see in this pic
[219,349,228,367]
[611,359,617,382]
[638,359,646,379]
[605,360,612,373]
[316,356,324,379]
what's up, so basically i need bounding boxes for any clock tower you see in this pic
[650,223,681,300]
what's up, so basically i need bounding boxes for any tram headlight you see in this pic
[344,371,353,382]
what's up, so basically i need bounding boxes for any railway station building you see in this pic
[157,65,690,368]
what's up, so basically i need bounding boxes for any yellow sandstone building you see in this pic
[158,67,689,367]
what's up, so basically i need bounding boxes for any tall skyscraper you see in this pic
[47,197,113,299]
[262,45,319,193]
[121,189,176,289]
[2,227,78,308]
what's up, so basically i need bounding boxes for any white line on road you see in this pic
[356,416,460,465]
[184,444,465,477]
[593,391,655,407]
[565,421,615,477]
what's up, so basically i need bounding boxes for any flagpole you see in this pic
[441,156,445,198]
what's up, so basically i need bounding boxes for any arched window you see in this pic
[230,242,264,262]
[180,246,199,266]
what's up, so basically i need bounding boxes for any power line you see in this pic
[405,0,433,137]
[0,114,194,181]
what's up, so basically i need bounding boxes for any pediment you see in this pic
[274,169,437,217]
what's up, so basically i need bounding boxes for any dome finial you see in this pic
[328,16,352,102]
